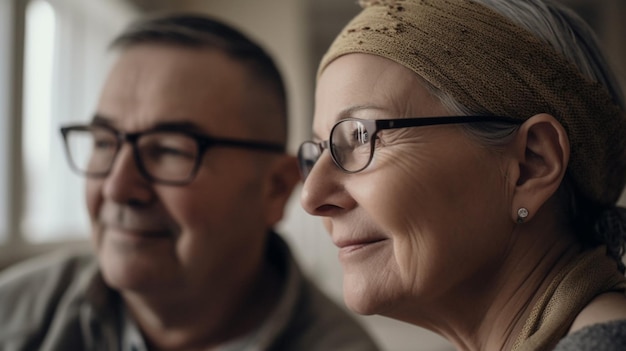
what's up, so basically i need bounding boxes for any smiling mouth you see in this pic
[336,238,388,253]
[104,225,172,239]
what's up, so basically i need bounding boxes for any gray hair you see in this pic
[421,0,626,271]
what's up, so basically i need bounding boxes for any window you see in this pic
[0,0,12,243]
[0,0,138,253]
[22,0,59,241]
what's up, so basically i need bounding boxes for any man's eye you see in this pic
[148,146,194,159]
[94,138,116,150]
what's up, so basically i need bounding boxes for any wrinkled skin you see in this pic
[89,44,290,303]
[301,53,515,319]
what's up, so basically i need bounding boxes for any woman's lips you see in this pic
[335,237,388,254]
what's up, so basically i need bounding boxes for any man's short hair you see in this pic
[111,14,288,145]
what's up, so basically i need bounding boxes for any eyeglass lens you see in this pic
[65,127,117,175]
[64,127,201,182]
[298,119,374,179]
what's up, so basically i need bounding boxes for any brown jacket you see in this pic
[0,234,379,351]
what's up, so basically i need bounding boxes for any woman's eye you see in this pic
[93,138,116,150]
[353,129,369,144]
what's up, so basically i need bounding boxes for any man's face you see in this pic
[87,44,283,296]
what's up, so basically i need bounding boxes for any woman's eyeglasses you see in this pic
[297,115,522,179]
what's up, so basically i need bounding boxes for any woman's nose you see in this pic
[300,151,356,217]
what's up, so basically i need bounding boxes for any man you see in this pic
[0,14,378,350]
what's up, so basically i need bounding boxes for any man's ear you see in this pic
[508,113,570,223]
[263,154,301,227]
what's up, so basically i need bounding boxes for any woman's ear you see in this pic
[263,154,301,227]
[509,113,570,223]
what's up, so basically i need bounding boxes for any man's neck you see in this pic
[121,259,284,351]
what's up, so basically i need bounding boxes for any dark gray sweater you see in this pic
[553,319,626,351]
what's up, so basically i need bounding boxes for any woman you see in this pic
[298,0,626,350]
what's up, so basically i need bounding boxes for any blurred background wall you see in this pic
[1,0,625,350]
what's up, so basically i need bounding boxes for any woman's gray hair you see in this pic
[421,0,626,271]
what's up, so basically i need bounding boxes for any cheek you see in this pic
[159,190,206,232]
[350,140,507,286]
[85,179,102,221]
[364,137,505,234]
[161,172,265,236]
[357,143,443,235]
[85,179,105,250]
[348,152,434,287]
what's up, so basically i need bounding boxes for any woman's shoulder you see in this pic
[553,292,626,350]
[553,319,626,351]
[569,292,626,332]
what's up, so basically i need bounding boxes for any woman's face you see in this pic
[301,54,515,320]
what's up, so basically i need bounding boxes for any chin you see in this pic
[345,298,379,316]
[342,275,390,315]
[97,245,170,294]
[99,254,148,291]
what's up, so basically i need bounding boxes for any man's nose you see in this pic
[101,144,154,204]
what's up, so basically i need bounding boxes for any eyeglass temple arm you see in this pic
[205,137,285,153]
[375,115,523,130]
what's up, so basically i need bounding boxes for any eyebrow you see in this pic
[90,114,114,126]
[90,114,206,133]
[312,105,388,140]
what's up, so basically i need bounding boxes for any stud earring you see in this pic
[517,207,529,223]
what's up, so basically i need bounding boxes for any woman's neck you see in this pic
[387,222,582,351]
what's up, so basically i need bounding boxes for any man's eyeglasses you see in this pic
[60,124,285,185]
[297,116,522,179]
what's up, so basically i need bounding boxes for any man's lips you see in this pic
[97,202,179,236]
[102,224,172,238]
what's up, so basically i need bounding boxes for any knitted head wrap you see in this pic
[319,0,626,206]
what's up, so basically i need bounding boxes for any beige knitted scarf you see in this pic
[512,246,626,351]
[319,0,626,206]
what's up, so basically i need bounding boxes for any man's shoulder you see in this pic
[0,248,95,291]
[282,276,379,350]
[269,234,379,350]
[0,248,97,339]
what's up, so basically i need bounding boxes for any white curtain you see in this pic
[21,0,138,242]
[0,0,13,242]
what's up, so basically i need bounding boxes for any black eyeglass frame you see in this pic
[60,123,286,185]
[298,115,523,178]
